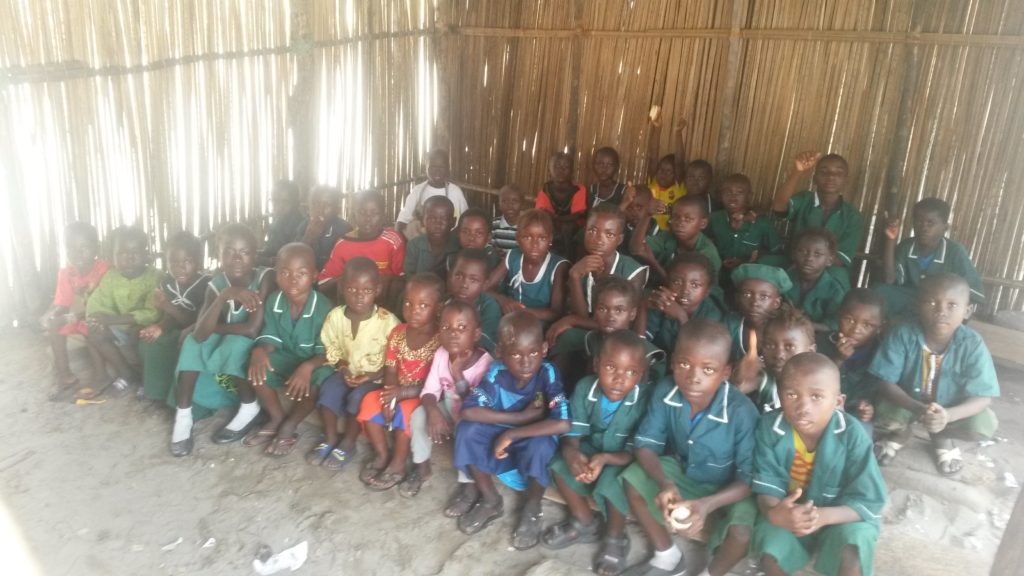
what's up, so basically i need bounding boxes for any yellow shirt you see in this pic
[647,178,687,230]
[320,305,400,376]
[788,430,817,492]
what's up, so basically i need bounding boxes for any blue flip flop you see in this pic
[306,442,333,466]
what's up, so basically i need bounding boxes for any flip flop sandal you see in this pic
[594,534,631,576]
[368,471,405,492]
[360,463,384,485]
[935,446,963,476]
[512,509,545,550]
[242,427,278,448]
[306,442,333,465]
[457,498,504,535]
[266,434,300,456]
[398,471,427,498]
[444,486,479,518]
[322,448,350,471]
[541,517,603,550]
[873,440,903,466]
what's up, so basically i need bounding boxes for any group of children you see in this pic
[43,135,1000,576]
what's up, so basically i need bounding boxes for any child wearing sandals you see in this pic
[406,300,493,500]
[243,243,335,456]
[868,273,1000,476]
[357,273,444,491]
[309,257,399,470]
[541,330,651,576]
[452,311,570,549]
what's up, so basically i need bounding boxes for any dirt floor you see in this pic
[0,330,1020,576]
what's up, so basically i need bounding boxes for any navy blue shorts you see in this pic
[317,373,381,417]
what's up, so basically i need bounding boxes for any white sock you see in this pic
[650,544,683,571]
[171,408,194,443]
[225,401,260,432]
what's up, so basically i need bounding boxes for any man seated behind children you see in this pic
[646,253,726,352]
[619,319,758,576]
[784,228,849,332]
[869,273,1000,476]
[405,195,459,278]
[541,330,652,576]
[453,311,570,550]
[707,173,781,292]
[751,352,887,576]
[448,249,501,353]
[879,197,985,317]
[817,289,886,427]
[631,195,722,285]
[568,204,648,320]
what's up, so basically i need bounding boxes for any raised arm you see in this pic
[773,151,821,213]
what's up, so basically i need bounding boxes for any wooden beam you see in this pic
[715,0,748,171]
[991,487,1024,575]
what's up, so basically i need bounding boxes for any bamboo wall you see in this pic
[441,0,1024,313]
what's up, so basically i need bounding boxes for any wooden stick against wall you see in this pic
[715,0,749,171]
[564,0,584,156]
[289,0,315,191]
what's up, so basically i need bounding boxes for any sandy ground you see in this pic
[0,330,1020,576]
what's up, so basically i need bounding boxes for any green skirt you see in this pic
[139,329,181,402]
[752,515,878,576]
[549,443,629,516]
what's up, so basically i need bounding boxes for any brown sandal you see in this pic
[265,434,300,456]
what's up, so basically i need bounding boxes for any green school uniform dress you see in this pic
[867,321,1000,437]
[578,252,649,313]
[751,410,887,576]
[784,266,850,329]
[174,267,272,416]
[582,330,667,384]
[769,190,865,268]
[140,272,211,402]
[549,376,649,515]
[503,248,569,309]
[404,234,460,277]
[707,210,782,262]
[645,297,727,353]
[723,313,754,364]
[255,290,335,389]
[620,379,759,553]
[876,237,986,317]
[647,231,722,277]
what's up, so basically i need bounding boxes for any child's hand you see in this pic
[767,488,818,534]
[545,317,576,348]
[380,383,400,406]
[248,347,273,386]
[347,373,370,387]
[793,151,822,174]
[493,430,516,459]
[670,498,710,540]
[648,104,662,128]
[570,255,605,280]
[722,258,743,270]
[221,287,262,312]
[285,364,313,400]
[733,329,763,394]
[884,218,900,241]
[494,294,527,315]
[648,199,667,216]
[621,181,636,210]
[520,401,546,424]
[139,324,163,343]
[655,484,684,520]
[857,400,874,422]
[834,332,856,360]
[564,447,590,480]
[921,403,949,434]
[649,287,688,323]
[581,453,607,484]
[427,408,452,443]
[748,250,760,263]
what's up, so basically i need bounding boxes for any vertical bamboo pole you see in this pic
[564,0,584,157]
[288,0,314,190]
[714,0,748,171]
[432,0,450,151]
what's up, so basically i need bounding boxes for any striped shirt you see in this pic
[788,430,816,491]
[491,216,519,252]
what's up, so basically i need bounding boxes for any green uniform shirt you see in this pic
[566,375,650,453]
[785,266,850,329]
[724,313,754,364]
[404,234,460,277]
[579,252,649,313]
[707,211,782,262]
[86,267,162,326]
[867,321,999,407]
[583,330,667,383]
[751,372,780,414]
[752,410,887,525]
[894,237,985,303]
[634,378,758,488]
[648,231,722,277]
[476,293,501,353]
[255,290,332,357]
[646,297,727,352]
[778,190,864,267]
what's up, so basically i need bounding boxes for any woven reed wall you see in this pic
[441,0,1024,313]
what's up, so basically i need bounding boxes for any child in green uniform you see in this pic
[568,204,649,318]
[751,352,887,576]
[646,253,726,352]
[541,331,651,576]
[817,289,886,426]
[737,307,817,414]
[139,231,211,402]
[486,209,569,323]
[620,319,759,576]
[869,273,1000,476]
[587,147,628,209]
[244,243,335,456]
[769,152,864,269]
[85,227,162,394]
[707,173,781,292]
[784,228,849,332]
[724,264,791,364]
[878,197,986,317]
[632,195,721,285]
[169,223,274,457]
[620,185,664,256]
[404,195,459,277]
[448,249,501,352]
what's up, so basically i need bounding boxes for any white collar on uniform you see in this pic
[907,237,947,263]
[662,384,729,423]
[771,409,847,436]
[272,290,317,318]
[586,379,640,406]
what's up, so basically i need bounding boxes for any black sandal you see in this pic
[594,534,630,575]
[541,516,603,549]
[512,508,544,550]
[457,497,504,535]
[444,485,479,518]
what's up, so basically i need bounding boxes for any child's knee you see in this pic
[840,545,861,571]
[728,524,752,545]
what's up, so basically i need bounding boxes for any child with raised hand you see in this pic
[448,208,502,273]
[407,301,493,500]
[43,221,108,389]
[644,112,688,230]
[739,307,817,414]
[357,273,444,490]
[485,209,569,322]
[631,195,721,284]
[587,147,627,209]
[491,184,524,253]
[139,231,211,402]
[751,353,887,576]
[706,173,781,289]
[869,273,1000,476]
[169,223,274,457]
[817,289,886,426]
[85,226,162,396]
[396,149,469,239]
[784,228,849,332]
[541,330,651,575]
[260,180,303,266]
[405,195,459,278]
[646,253,726,352]
[568,204,649,319]
[453,311,570,549]
[310,257,399,470]
[878,197,985,317]
[619,184,664,255]
[295,186,353,270]
[770,151,864,269]
[536,151,588,255]
[448,249,501,353]
[318,190,404,306]
[242,243,334,456]
[620,319,759,576]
